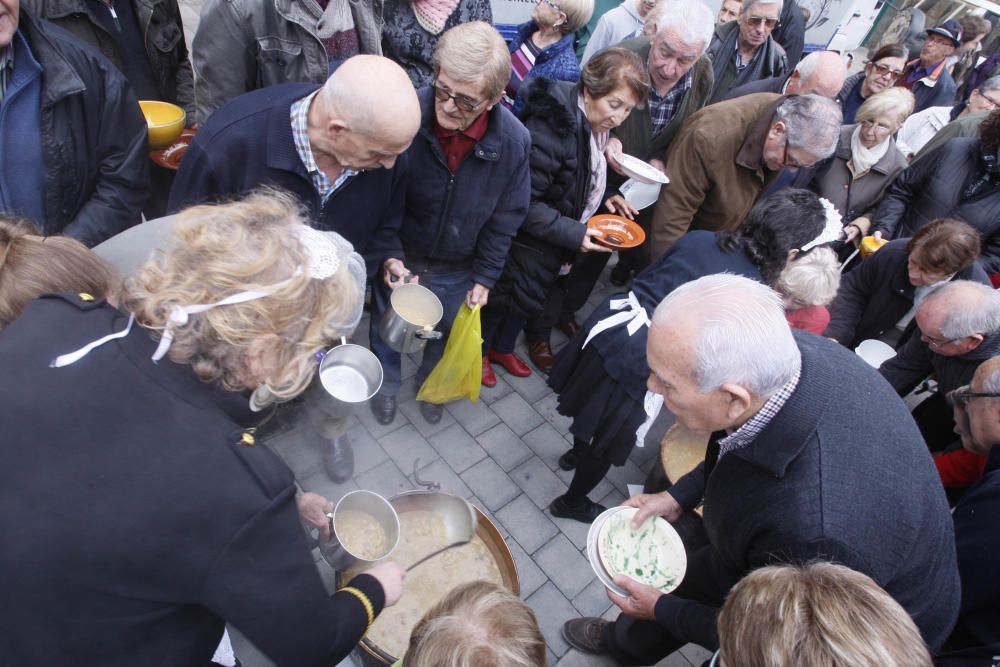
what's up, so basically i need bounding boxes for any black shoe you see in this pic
[323,434,354,483]
[562,617,611,655]
[369,393,396,425]
[609,264,632,287]
[549,495,606,523]
[419,400,443,424]
[558,449,579,471]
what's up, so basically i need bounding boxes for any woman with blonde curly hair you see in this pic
[0,190,406,666]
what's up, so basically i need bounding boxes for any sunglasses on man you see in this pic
[743,15,779,28]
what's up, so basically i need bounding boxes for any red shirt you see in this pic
[434,110,489,173]
[785,305,831,336]
[936,449,988,488]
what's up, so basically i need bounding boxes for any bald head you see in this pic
[320,55,421,142]
[787,51,847,98]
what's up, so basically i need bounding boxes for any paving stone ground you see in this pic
[246,256,708,667]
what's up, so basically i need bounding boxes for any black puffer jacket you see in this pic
[488,78,591,319]
[872,138,1000,272]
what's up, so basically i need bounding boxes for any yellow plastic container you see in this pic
[139,100,186,150]
[860,235,888,258]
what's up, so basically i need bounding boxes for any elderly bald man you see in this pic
[562,274,959,663]
[168,56,421,482]
[721,50,847,100]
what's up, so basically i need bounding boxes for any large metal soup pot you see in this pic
[378,284,444,354]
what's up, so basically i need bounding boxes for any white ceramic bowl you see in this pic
[620,178,662,210]
[619,154,669,185]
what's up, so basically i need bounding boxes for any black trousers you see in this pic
[525,252,611,343]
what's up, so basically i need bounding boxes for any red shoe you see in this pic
[488,349,532,377]
[482,356,497,387]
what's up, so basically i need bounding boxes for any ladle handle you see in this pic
[406,540,468,572]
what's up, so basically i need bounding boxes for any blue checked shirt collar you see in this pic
[717,367,801,460]
[290,91,357,202]
[648,68,692,137]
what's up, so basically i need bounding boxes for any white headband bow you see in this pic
[800,198,844,252]
[50,226,344,368]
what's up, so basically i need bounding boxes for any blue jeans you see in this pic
[370,264,473,397]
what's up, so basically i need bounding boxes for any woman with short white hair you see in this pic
[793,87,914,249]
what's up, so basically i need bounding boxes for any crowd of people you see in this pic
[1,0,999,665]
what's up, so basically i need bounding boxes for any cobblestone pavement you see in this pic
[172,4,711,664]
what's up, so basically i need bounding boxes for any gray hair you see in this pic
[979,75,1000,97]
[923,281,1000,339]
[777,94,842,159]
[648,0,715,55]
[776,247,841,308]
[742,0,783,14]
[434,22,512,101]
[652,274,801,397]
[982,360,1000,393]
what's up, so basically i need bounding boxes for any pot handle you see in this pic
[414,328,442,341]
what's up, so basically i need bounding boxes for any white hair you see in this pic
[776,94,842,158]
[982,361,1000,394]
[742,0,784,14]
[776,247,841,308]
[648,0,715,55]
[923,281,1000,339]
[652,274,801,397]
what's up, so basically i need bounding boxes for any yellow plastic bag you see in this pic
[417,304,483,404]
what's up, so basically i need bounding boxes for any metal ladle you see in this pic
[404,462,477,572]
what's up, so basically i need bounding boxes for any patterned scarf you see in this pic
[412,0,461,35]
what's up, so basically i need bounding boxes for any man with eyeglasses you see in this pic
[880,281,1000,452]
[939,356,1000,659]
[168,56,421,482]
[895,20,962,113]
[367,22,531,426]
[648,93,841,258]
[900,75,1000,160]
[705,0,788,103]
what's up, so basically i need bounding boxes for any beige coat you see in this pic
[650,93,783,258]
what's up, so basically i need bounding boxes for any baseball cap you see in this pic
[926,20,964,47]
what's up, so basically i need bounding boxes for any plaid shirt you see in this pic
[717,367,801,460]
[0,44,13,107]
[290,91,356,202]
[648,68,692,137]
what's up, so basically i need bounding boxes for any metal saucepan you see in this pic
[378,283,443,354]
[249,337,382,414]
[320,490,400,572]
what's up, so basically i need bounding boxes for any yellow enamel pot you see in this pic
[139,100,185,150]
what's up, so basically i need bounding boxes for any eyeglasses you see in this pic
[859,119,894,136]
[946,384,1000,407]
[867,61,904,79]
[537,0,562,12]
[977,88,1000,109]
[922,332,963,349]
[432,82,484,113]
[781,139,808,170]
[744,15,779,28]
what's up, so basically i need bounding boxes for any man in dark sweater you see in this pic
[563,274,960,663]
[168,54,421,480]
[938,356,1000,662]
[880,280,1000,451]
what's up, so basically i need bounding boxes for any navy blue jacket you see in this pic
[167,83,405,276]
[901,60,958,113]
[663,331,961,651]
[0,293,386,666]
[945,445,1000,652]
[399,88,530,288]
[584,231,761,400]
